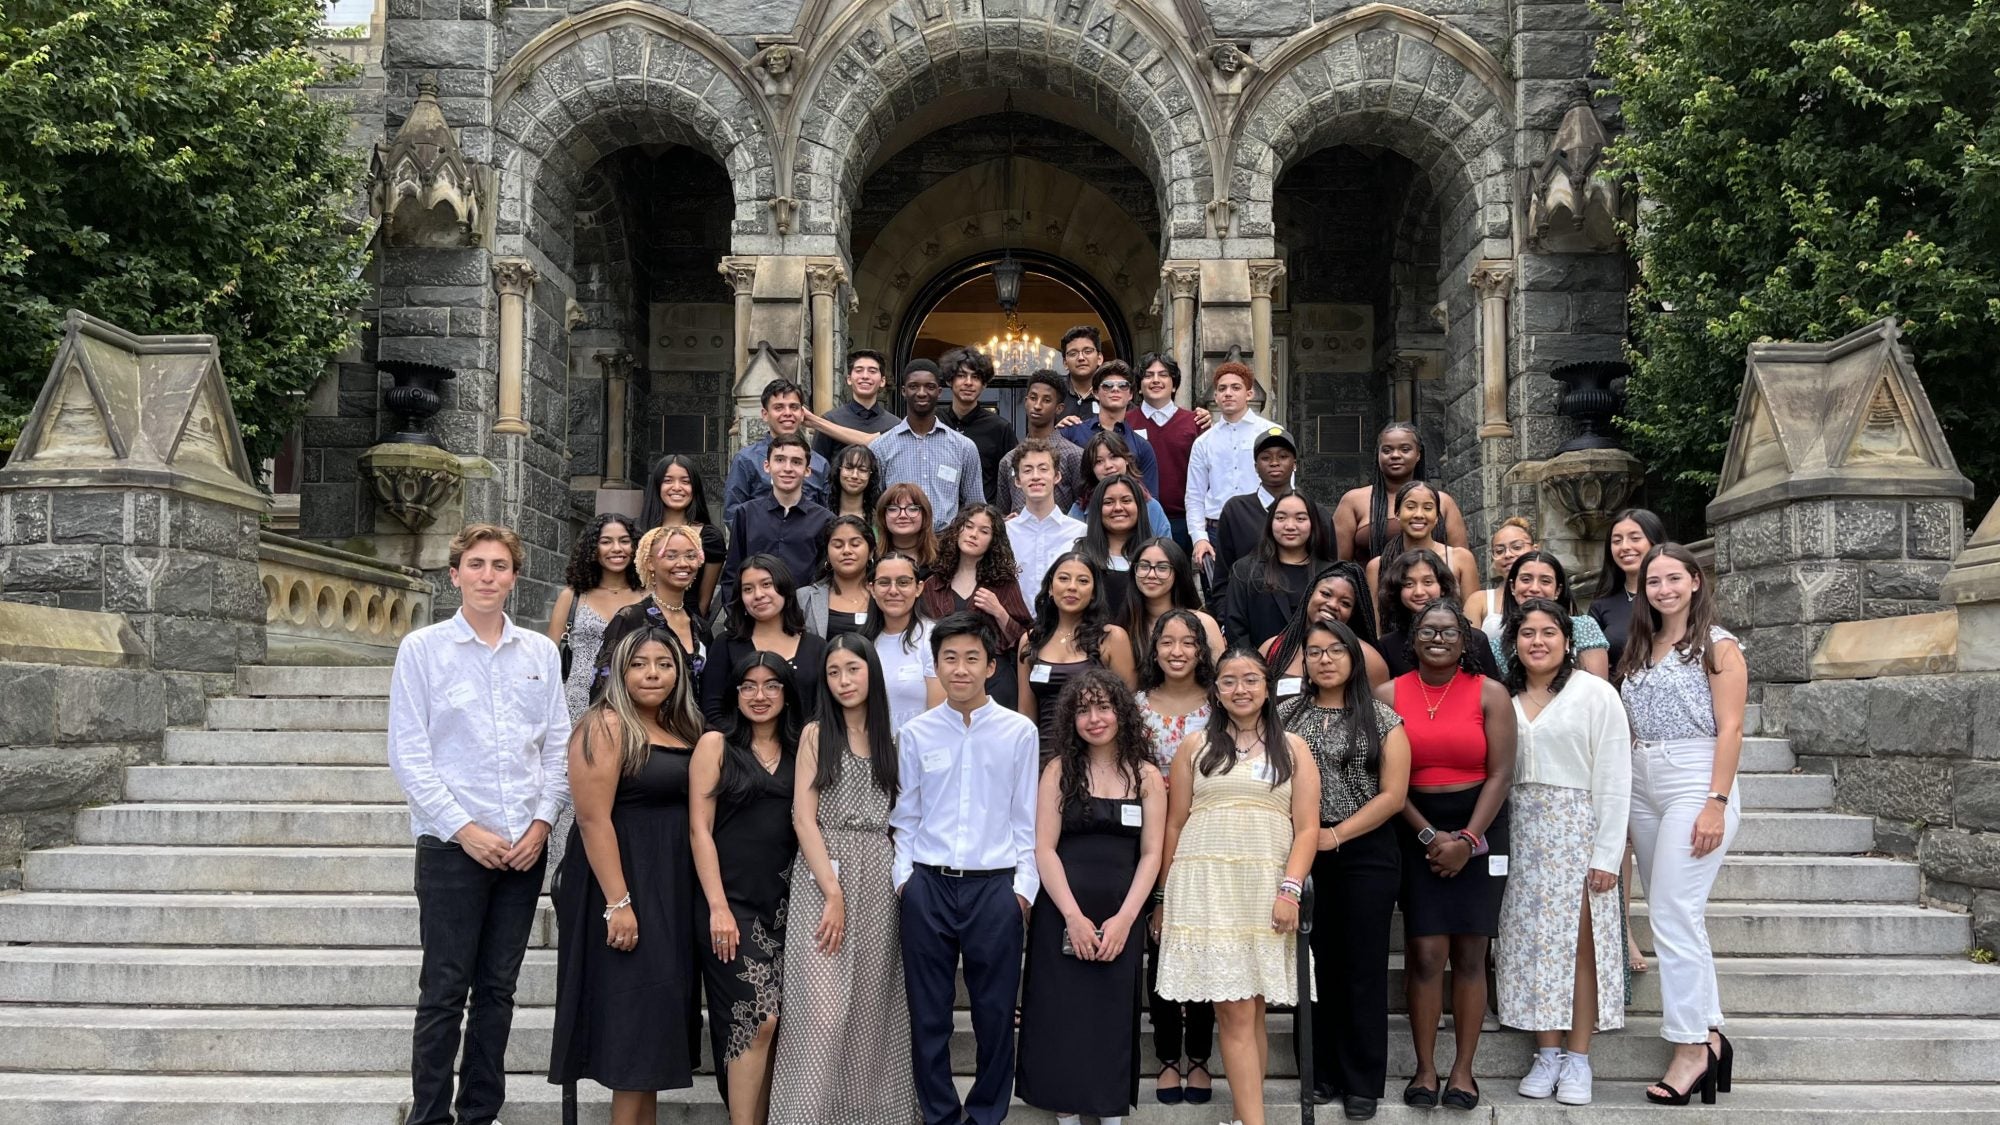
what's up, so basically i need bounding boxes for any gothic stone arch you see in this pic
[791,0,1215,246]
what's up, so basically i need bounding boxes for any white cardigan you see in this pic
[1511,672,1633,874]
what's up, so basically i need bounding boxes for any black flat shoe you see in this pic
[1153,1061,1184,1105]
[1441,1079,1480,1111]
[1344,1094,1379,1120]
[1310,1081,1338,1105]
[1182,1059,1213,1105]
[1402,1077,1440,1108]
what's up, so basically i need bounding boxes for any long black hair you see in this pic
[811,632,899,798]
[727,553,807,641]
[1281,617,1383,769]
[814,514,878,585]
[833,443,884,518]
[1252,490,1332,594]
[865,551,929,654]
[1023,550,1111,665]
[1267,560,1375,677]
[1051,668,1152,815]
[1503,597,1578,697]
[1124,536,1203,668]
[1377,478,1445,566]
[1501,549,1578,618]
[1078,474,1153,569]
[639,454,716,530]
[1138,606,1218,692]
[563,512,644,593]
[713,649,802,804]
[1592,507,1667,600]
[1377,548,1460,639]
[1197,647,1292,788]
[1402,598,1485,678]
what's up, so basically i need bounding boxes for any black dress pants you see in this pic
[900,866,1025,1125]
[1303,822,1400,1099]
[409,835,546,1125]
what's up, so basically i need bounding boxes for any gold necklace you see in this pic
[1417,674,1455,720]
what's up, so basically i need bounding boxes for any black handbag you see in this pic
[558,593,579,681]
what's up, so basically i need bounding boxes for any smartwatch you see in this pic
[1416,826,1437,846]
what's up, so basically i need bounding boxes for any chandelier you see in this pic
[986,310,1055,382]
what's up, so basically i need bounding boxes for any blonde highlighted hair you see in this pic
[636,524,705,588]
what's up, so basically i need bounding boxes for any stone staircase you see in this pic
[1,668,1996,1123]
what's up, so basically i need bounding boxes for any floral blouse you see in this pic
[1136,691,1211,770]
[1620,625,1738,741]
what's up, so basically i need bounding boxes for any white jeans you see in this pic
[1629,737,1739,1044]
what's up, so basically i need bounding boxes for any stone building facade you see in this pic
[305,0,1628,614]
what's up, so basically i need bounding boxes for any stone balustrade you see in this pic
[258,533,431,665]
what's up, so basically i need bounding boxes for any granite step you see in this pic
[73,804,411,847]
[22,846,414,894]
[235,666,393,699]
[5,947,1992,1018]
[121,765,405,804]
[1708,855,1920,903]
[0,892,557,949]
[202,697,389,732]
[1736,772,1833,810]
[1628,901,1970,957]
[162,730,386,766]
[1738,736,1794,772]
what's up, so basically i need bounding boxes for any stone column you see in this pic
[1391,351,1422,424]
[805,260,847,410]
[491,258,536,436]
[718,256,757,386]
[1248,259,1286,398]
[1471,260,1515,440]
[1162,263,1201,405]
[597,350,634,490]
[1195,260,1253,411]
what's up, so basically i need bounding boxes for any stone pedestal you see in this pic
[1504,448,1643,597]
[0,312,268,674]
[1707,319,1971,684]
[1941,500,2000,672]
[359,443,494,576]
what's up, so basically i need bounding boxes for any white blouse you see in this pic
[1511,672,1633,873]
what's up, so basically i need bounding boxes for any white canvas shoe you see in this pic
[1557,1052,1595,1106]
[1517,1049,1564,1098]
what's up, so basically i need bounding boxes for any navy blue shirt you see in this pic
[718,494,832,610]
[811,399,899,464]
[1060,415,1161,496]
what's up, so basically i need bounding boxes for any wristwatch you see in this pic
[1707,791,1730,805]
[1416,827,1437,846]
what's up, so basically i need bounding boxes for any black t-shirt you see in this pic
[1589,593,1637,663]
[936,403,1017,505]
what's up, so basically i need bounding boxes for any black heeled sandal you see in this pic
[1182,1058,1213,1105]
[1153,1061,1184,1105]
[1712,1029,1734,1093]
[1645,1047,1718,1106]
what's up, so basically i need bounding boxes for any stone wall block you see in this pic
[1725,507,1788,569]
[1833,758,1954,824]
[49,492,126,544]
[1909,500,1963,560]
[161,673,211,729]
[1975,681,2000,760]
[4,491,51,544]
[1919,828,2000,890]
[3,544,105,592]
[1874,817,1920,857]
[1785,679,1873,756]
[1714,572,1752,628]
[166,496,258,557]
[0,748,127,813]
[1864,676,1976,758]
[1955,763,2000,832]
[1833,499,1905,560]
[1864,560,1951,602]
[0,665,58,745]
[55,667,166,743]
[1740,624,1814,686]
[152,614,245,675]
[1974,889,2000,954]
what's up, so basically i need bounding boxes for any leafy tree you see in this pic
[0,0,370,465]
[1599,0,2000,524]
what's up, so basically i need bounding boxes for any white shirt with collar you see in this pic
[890,698,1042,901]
[1007,505,1087,594]
[387,609,571,844]
[1185,410,1277,543]
[1140,400,1180,427]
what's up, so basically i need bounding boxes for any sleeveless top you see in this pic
[561,598,612,721]
[1136,691,1211,770]
[1621,625,1738,741]
[1392,670,1488,787]
[1284,698,1403,825]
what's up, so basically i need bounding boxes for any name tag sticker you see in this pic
[854,611,869,624]
[1030,663,1053,684]
[1107,555,1131,572]
[1134,428,1149,440]
[937,464,960,483]
[1489,855,1509,877]
[1277,677,1303,697]
[445,683,478,709]
[1251,758,1277,783]
[1120,803,1143,828]
[921,749,950,772]
[830,859,841,878]
[898,663,922,681]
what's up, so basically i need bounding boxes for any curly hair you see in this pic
[636,524,703,590]
[1023,551,1112,665]
[1138,607,1217,692]
[1401,598,1486,678]
[1376,548,1460,639]
[1051,668,1152,817]
[1502,597,1577,697]
[563,513,645,593]
[933,504,1020,588]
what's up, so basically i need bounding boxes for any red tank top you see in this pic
[1392,670,1488,787]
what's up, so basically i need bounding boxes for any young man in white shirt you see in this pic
[387,523,569,1125]
[891,612,1041,1125]
[1004,437,1086,596]
[1186,360,1282,569]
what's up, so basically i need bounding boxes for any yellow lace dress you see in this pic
[1155,751,1304,1004]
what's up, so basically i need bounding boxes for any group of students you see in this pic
[388,333,1747,1125]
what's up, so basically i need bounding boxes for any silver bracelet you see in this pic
[602,893,632,921]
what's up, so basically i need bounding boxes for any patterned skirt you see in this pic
[1495,783,1625,1032]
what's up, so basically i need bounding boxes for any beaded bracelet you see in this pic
[602,893,632,921]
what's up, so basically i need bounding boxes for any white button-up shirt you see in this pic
[890,698,1042,901]
[1140,401,1181,427]
[1185,410,1281,543]
[387,610,571,844]
[1006,505,1087,594]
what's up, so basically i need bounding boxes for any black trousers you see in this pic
[410,835,546,1125]
[1303,822,1400,1099]
[1147,935,1214,1065]
[900,866,1024,1125]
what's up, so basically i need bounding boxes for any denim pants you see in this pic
[409,835,547,1125]
[1628,739,1738,1044]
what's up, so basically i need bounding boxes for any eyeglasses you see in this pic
[737,680,785,696]
[1097,380,1130,391]
[885,504,924,516]
[873,576,918,590]
[1134,560,1174,576]
[1305,646,1349,662]
[1216,674,1266,691]
[1415,626,1462,642]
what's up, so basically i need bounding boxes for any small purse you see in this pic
[557,594,579,681]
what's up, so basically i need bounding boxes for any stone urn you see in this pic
[378,360,456,446]
[1550,359,1629,453]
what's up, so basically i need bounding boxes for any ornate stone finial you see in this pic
[769,195,799,235]
[750,39,799,101]
[370,71,490,248]
[1206,198,1237,239]
[1526,85,1622,254]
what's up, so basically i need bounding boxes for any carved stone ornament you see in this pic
[1162,264,1201,301]
[769,196,799,235]
[1206,198,1237,239]
[749,41,799,101]
[370,73,491,249]
[1203,42,1258,99]
[360,442,465,534]
[1526,87,1622,254]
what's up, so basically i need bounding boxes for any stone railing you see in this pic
[258,532,431,665]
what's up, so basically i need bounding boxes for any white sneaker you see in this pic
[1556,1053,1594,1106]
[1517,1050,1564,1099]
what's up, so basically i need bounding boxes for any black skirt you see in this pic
[1396,785,1511,938]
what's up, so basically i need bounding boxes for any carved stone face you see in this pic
[764,47,793,76]
[1212,45,1243,73]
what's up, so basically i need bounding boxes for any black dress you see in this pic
[700,634,827,727]
[1026,656,1091,759]
[548,745,698,1092]
[1017,795,1147,1116]
[697,755,798,1094]
[1221,558,1312,648]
